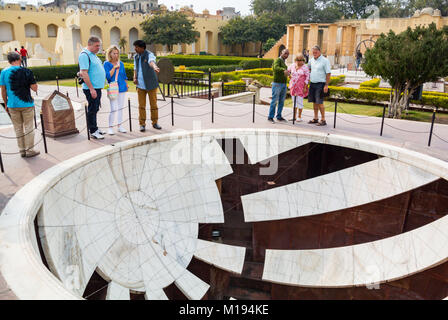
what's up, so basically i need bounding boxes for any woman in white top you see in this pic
[104,46,128,135]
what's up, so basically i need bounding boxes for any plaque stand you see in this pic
[41,90,79,138]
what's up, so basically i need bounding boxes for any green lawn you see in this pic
[284,98,448,124]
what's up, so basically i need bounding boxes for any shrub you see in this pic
[329,75,346,86]
[97,54,133,64]
[187,65,239,73]
[157,55,273,67]
[419,95,448,109]
[360,78,381,88]
[224,80,246,86]
[329,86,448,109]
[29,65,79,81]
[238,59,273,69]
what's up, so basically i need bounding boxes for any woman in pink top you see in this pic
[288,54,310,122]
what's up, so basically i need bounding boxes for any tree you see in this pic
[379,0,412,18]
[363,23,448,118]
[118,37,127,52]
[219,16,258,56]
[335,0,383,19]
[409,0,448,16]
[251,0,288,16]
[140,12,199,52]
[263,38,278,53]
[253,13,287,55]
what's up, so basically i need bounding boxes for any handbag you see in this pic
[107,64,119,100]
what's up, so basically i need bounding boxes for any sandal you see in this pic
[316,120,327,126]
[308,119,319,124]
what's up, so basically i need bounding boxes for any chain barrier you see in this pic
[383,122,430,134]
[0,136,43,155]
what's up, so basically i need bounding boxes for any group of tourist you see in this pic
[0,36,162,158]
[79,36,161,140]
[268,45,331,126]
[1,37,331,158]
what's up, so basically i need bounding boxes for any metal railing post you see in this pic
[40,113,48,154]
[333,101,338,129]
[428,108,437,147]
[128,98,132,132]
[208,69,212,100]
[212,96,214,123]
[171,97,174,126]
[253,94,256,123]
[85,104,90,140]
[380,105,386,136]
[0,151,4,173]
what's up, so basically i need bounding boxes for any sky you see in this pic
[5,0,253,15]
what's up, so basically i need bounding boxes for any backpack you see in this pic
[77,51,91,85]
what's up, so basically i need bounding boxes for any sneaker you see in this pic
[153,123,162,130]
[108,128,115,135]
[268,118,275,124]
[91,130,105,139]
[297,118,303,122]
[277,117,287,122]
[140,125,146,132]
[98,129,107,135]
[118,126,127,133]
[25,149,40,158]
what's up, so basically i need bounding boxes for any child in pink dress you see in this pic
[288,54,310,122]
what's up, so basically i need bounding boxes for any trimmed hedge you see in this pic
[157,55,274,67]
[360,78,381,88]
[359,86,448,98]
[97,54,133,64]
[29,65,79,81]
[225,80,246,86]
[329,75,346,86]
[187,65,239,73]
[330,86,448,109]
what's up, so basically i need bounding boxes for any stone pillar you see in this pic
[309,24,319,50]
[292,25,303,58]
[326,24,338,67]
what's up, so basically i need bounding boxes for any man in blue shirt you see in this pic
[0,51,39,158]
[307,45,331,126]
[133,40,161,132]
[79,36,106,139]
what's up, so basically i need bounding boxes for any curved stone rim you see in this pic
[0,128,447,300]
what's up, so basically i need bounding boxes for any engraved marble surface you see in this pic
[242,157,438,222]
[263,213,448,287]
[37,135,234,300]
[0,129,447,300]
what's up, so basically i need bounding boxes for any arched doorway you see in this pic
[90,26,102,40]
[47,24,58,38]
[0,22,14,42]
[129,28,138,52]
[110,27,121,46]
[25,23,40,38]
[205,31,213,53]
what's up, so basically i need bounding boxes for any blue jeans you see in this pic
[269,83,287,119]
[83,89,102,134]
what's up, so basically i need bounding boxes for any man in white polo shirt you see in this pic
[307,45,331,126]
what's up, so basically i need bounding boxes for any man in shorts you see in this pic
[307,45,331,126]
